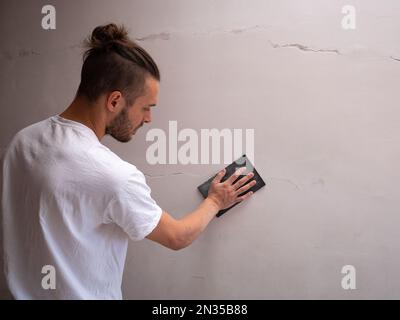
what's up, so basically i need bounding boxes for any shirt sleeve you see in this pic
[104,168,162,241]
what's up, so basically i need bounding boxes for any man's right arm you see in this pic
[146,168,256,250]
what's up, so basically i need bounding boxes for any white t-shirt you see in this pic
[1,115,162,299]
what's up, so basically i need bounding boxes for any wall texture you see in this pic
[1,0,400,299]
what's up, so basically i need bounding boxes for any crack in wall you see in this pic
[19,49,40,57]
[0,49,40,60]
[267,177,300,190]
[135,24,270,41]
[311,178,325,188]
[135,32,171,41]
[225,24,268,34]
[1,27,398,67]
[129,30,400,65]
[269,40,341,55]
[192,24,271,37]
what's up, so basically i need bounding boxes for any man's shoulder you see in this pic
[4,117,51,155]
[16,117,51,137]
[87,145,144,185]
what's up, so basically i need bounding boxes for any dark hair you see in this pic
[76,23,160,106]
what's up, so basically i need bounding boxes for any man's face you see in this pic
[106,77,159,142]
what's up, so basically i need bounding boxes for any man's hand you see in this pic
[206,167,257,211]
[147,167,257,250]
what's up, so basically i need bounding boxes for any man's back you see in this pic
[1,115,162,299]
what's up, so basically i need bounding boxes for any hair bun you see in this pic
[88,23,128,48]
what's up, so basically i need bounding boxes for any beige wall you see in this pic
[1,0,400,299]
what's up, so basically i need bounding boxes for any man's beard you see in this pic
[105,106,141,143]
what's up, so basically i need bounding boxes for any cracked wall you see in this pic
[1,0,400,299]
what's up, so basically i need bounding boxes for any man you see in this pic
[1,23,256,299]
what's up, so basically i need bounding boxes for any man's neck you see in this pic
[60,97,105,141]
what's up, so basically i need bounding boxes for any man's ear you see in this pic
[106,91,124,113]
